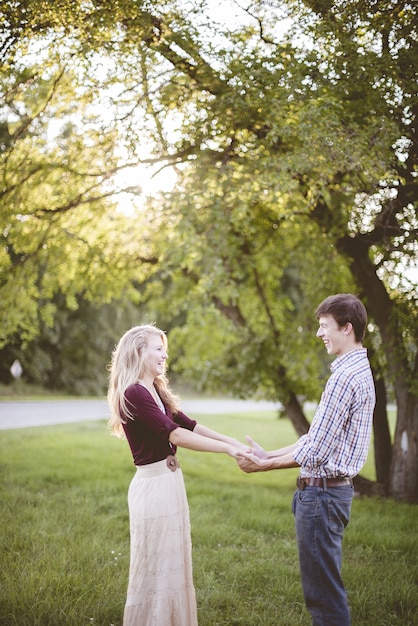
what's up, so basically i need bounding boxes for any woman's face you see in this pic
[143,335,168,379]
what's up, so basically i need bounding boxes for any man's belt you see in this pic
[297,476,353,490]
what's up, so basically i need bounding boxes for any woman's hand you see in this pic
[237,455,271,473]
[246,435,268,459]
[226,445,257,461]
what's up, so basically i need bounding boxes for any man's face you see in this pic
[316,314,349,357]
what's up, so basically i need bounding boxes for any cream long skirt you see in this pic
[123,458,198,626]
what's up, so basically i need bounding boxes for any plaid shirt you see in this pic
[294,348,375,478]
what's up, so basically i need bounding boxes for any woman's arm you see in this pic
[246,436,300,459]
[193,423,248,451]
[169,426,248,459]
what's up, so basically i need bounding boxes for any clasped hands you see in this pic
[236,436,271,473]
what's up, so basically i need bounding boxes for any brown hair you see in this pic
[316,294,368,342]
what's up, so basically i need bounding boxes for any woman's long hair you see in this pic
[107,325,181,437]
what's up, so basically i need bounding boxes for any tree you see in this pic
[0,294,144,394]
[0,21,152,346]
[290,0,418,500]
[0,0,416,501]
[117,0,417,499]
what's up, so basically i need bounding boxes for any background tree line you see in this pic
[0,0,416,501]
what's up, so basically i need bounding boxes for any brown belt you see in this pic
[297,476,353,490]
[166,455,180,472]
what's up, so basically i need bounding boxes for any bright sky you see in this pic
[114,0,292,215]
[114,1,249,214]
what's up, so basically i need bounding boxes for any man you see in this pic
[238,294,376,626]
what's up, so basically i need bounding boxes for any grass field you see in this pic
[0,410,417,625]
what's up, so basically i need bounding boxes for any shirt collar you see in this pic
[330,347,367,372]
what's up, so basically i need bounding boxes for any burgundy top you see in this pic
[122,383,197,466]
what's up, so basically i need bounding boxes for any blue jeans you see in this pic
[292,485,353,626]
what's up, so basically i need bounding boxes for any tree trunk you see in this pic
[337,235,418,502]
[353,474,386,497]
[372,374,392,490]
[390,382,418,502]
[283,392,310,437]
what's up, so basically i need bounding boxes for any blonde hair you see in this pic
[107,324,181,437]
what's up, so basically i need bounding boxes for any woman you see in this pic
[107,324,248,626]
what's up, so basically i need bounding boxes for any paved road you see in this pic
[0,398,282,430]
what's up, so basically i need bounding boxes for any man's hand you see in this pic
[237,454,271,473]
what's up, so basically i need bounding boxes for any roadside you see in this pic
[0,398,283,430]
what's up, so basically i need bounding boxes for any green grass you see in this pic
[0,411,417,626]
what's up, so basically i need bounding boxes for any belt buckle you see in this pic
[166,455,179,472]
[296,476,306,491]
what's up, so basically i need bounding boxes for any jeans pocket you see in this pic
[327,496,351,535]
[291,490,297,515]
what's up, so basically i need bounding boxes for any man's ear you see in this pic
[343,322,353,335]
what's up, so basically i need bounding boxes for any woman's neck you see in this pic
[138,375,155,389]
[138,377,165,412]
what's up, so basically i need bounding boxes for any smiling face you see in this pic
[143,334,168,381]
[316,314,353,357]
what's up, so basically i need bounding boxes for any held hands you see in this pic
[245,436,268,459]
[226,436,271,471]
[227,445,256,462]
[225,436,258,461]
[236,435,271,473]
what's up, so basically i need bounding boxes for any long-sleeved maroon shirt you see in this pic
[122,383,197,466]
